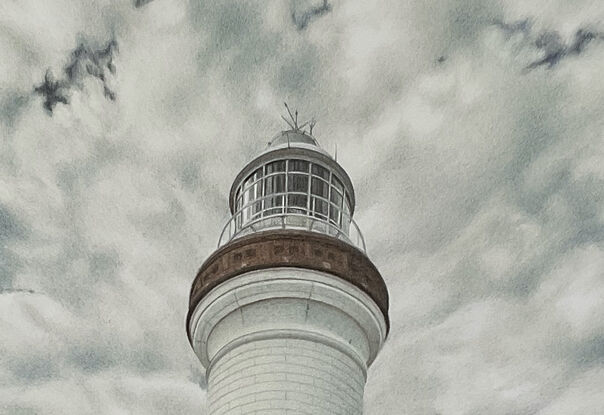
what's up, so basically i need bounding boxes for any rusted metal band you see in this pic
[187,230,389,340]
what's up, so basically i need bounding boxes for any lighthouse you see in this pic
[187,116,389,414]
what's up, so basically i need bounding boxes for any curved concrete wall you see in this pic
[208,337,364,415]
[189,268,387,415]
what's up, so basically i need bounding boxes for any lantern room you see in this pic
[218,130,365,250]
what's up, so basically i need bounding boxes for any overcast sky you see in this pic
[1,0,604,414]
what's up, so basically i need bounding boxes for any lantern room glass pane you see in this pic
[244,168,262,190]
[312,197,328,218]
[253,168,263,180]
[343,196,350,215]
[287,173,309,193]
[287,194,307,213]
[331,175,344,194]
[311,177,329,199]
[289,160,309,172]
[266,160,286,174]
[264,195,284,216]
[330,189,342,207]
[264,174,285,195]
[252,201,262,218]
[329,205,340,225]
[243,187,254,206]
[253,181,263,198]
[242,206,252,222]
[311,164,330,180]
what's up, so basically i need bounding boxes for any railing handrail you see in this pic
[217,211,366,252]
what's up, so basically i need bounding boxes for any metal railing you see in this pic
[218,210,366,252]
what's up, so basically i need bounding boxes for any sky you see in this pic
[1,0,604,413]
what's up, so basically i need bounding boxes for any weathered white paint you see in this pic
[189,267,387,415]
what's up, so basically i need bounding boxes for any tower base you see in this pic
[208,334,364,414]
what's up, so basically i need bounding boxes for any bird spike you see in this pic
[309,119,316,135]
[298,120,310,131]
[281,114,295,130]
[282,103,317,134]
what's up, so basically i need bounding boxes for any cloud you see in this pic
[291,0,332,30]
[0,93,30,131]
[64,39,118,97]
[134,0,155,8]
[526,28,604,69]
[493,18,532,37]
[2,0,604,414]
[33,70,70,113]
[0,204,28,290]
[0,288,36,294]
[33,38,118,114]
[493,19,604,69]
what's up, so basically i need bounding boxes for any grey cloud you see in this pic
[187,364,207,389]
[0,204,28,290]
[528,28,604,69]
[1,406,36,415]
[190,1,281,75]
[4,1,604,414]
[291,0,332,31]
[567,334,604,368]
[64,38,118,98]
[134,0,155,8]
[494,20,604,69]
[0,204,27,243]
[33,70,70,113]
[67,345,118,373]
[34,38,118,114]
[64,327,172,375]
[0,288,36,294]
[0,92,30,130]
[0,249,20,291]
[493,18,532,37]
[89,250,121,283]
[9,357,58,382]
[186,0,327,121]
[276,45,320,93]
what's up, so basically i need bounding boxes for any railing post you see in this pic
[217,212,366,253]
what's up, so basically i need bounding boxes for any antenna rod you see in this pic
[282,103,316,134]
[284,103,295,128]
[281,115,295,130]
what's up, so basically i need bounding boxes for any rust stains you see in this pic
[187,230,389,340]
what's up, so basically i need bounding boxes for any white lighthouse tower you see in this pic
[187,117,389,415]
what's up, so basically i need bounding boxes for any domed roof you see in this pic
[269,130,318,147]
[263,130,331,157]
